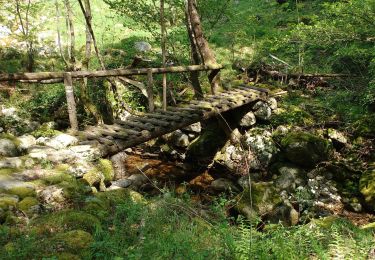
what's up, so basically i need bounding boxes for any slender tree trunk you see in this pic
[64,0,75,69]
[187,0,221,94]
[185,3,203,99]
[77,0,114,124]
[64,72,79,130]
[161,0,167,111]
[55,0,69,67]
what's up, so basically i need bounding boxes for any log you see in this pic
[0,64,223,82]
[146,69,154,112]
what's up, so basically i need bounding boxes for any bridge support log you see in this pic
[64,72,79,130]
[147,69,155,112]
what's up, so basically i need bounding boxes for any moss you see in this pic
[0,194,19,210]
[359,168,375,211]
[41,172,73,185]
[55,252,81,260]
[17,197,39,212]
[53,230,93,252]
[236,182,282,221]
[280,131,332,167]
[83,169,104,187]
[7,186,36,199]
[0,133,20,147]
[0,168,18,177]
[31,210,101,234]
[98,159,115,182]
[352,114,375,137]
[59,179,92,200]
[31,124,61,138]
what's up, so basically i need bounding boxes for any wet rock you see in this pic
[45,133,78,149]
[0,157,23,169]
[281,131,332,167]
[253,101,272,120]
[0,138,19,157]
[239,111,256,128]
[210,178,239,192]
[17,135,36,150]
[184,122,202,133]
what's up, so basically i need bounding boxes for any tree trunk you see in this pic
[64,0,75,69]
[185,2,203,99]
[64,72,78,130]
[161,0,167,111]
[187,0,221,94]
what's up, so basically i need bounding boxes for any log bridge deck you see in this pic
[76,85,268,156]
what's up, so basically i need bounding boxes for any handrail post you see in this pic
[147,69,155,112]
[63,72,78,131]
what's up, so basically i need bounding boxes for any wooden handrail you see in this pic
[0,64,223,82]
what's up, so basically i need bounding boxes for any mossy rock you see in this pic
[186,121,227,165]
[281,131,332,167]
[6,186,36,199]
[31,210,101,234]
[59,179,92,200]
[83,169,105,190]
[236,181,282,221]
[98,159,115,182]
[17,197,39,212]
[359,167,375,211]
[353,114,375,137]
[0,168,18,177]
[53,230,93,253]
[55,252,81,260]
[0,194,19,210]
[41,171,74,186]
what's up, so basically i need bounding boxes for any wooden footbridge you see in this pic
[76,85,268,156]
[0,64,268,156]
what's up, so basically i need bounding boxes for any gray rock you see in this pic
[267,201,299,226]
[134,41,152,53]
[45,133,78,149]
[183,122,202,133]
[38,185,66,211]
[275,125,289,135]
[327,128,347,147]
[171,130,190,148]
[281,132,332,167]
[110,179,132,189]
[0,157,23,169]
[0,138,19,157]
[210,178,238,192]
[1,107,18,118]
[239,111,256,127]
[36,137,50,145]
[67,160,94,178]
[18,135,36,150]
[253,101,272,120]
[127,174,148,190]
[266,97,278,110]
[273,163,306,191]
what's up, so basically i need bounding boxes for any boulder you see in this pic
[271,163,306,191]
[18,135,36,150]
[266,97,278,110]
[210,178,239,192]
[253,101,272,121]
[236,181,282,220]
[170,130,190,148]
[242,128,279,169]
[45,133,79,149]
[0,138,19,157]
[134,41,152,53]
[239,111,256,128]
[281,132,332,167]
[267,201,299,226]
[327,128,347,149]
[38,185,67,211]
[0,194,19,210]
[0,157,23,169]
